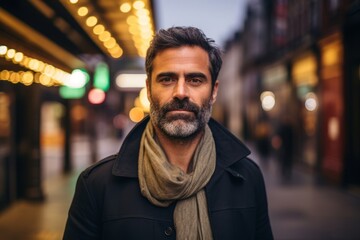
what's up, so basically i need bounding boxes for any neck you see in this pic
[153,126,204,173]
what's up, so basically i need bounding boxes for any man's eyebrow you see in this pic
[156,72,177,79]
[185,72,208,79]
[155,72,208,80]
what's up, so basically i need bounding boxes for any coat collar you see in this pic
[112,116,251,178]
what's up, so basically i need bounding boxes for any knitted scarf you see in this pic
[138,121,216,239]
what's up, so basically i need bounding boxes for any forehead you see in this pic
[152,46,210,74]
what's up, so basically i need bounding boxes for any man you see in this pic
[63,26,273,240]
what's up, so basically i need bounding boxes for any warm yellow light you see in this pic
[127,15,138,25]
[6,49,15,59]
[20,56,29,67]
[29,59,39,70]
[9,72,20,83]
[110,52,123,59]
[14,52,24,63]
[69,0,78,4]
[34,72,41,83]
[292,55,318,86]
[0,70,10,80]
[133,1,145,10]
[137,15,150,26]
[138,50,146,58]
[129,107,144,123]
[135,8,150,16]
[109,47,123,58]
[53,69,63,80]
[120,3,132,13]
[36,61,45,72]
[129,25,140,35]
[0,46,70,85]
[104,37,116,49]
[99,31,111,42]
[21,71,34,86]
[0,45,7,55]
[93,24,105,35]
[141,30,152,39]
[86,16,98,27]
[44,64,55,76]
[39,74,52,86]
[134,97,141,108]
[139,87,150,112]
[108,45,121,54]
[78,7,88,17]
[133,35,142,44]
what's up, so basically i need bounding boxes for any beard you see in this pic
[149,97,213,140]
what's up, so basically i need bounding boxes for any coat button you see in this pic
[164,226,174,236]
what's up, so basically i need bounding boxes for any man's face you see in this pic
[147,46,218,139]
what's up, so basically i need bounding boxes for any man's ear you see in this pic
[210,80,219,104]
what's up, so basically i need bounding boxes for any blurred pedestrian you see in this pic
[63,26,273,240]
[255,120,271,167]
[276,116,294,182]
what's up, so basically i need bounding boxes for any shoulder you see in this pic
[72,154,119,203]
[239,157,263,178]
[81,154,117,180]
[208,118,251,167]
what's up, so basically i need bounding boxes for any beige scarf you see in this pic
[138,121,216,239]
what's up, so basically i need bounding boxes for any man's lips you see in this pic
[168,110,192,114]
[165,110,195,118]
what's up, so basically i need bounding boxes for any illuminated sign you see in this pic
[94,62,110,91]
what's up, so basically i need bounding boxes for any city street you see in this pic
[0,137,359,240]
[1,1,359,240]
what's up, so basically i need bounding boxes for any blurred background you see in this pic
[0,0,359,239]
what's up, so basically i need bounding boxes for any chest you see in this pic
[99,174,257,240]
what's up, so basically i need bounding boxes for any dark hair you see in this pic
[145,26,223,88]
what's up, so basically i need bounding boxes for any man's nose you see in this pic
[172,79,188,100]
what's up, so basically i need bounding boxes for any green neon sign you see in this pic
[94,62,110,91]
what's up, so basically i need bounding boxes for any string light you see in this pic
[0,44,71,86]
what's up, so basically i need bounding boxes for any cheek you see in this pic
[149,92,163,109]
[149,89,172,105]
[197,89,215,105]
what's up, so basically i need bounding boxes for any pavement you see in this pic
[258,156,360,240]
[0,137,359,240]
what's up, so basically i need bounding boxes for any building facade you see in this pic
[238,0,359,187]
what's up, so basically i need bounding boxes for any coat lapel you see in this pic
[206,118,251,187]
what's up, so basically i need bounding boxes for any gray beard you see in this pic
[149,98,212,140]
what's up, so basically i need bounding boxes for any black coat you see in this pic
[63,117,273,240]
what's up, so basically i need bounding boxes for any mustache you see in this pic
[161,99,200,113]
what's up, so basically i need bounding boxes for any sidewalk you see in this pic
[0,136,123,240]
[0,171,78,240]
[0,139,359,240]
[248,146,360,240]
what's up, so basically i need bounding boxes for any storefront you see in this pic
[291,52,320,168]
[319,33,345,184]
[0,83,15,211]
[262,64,293,120]
[242,71,262,141]
[260,64,297,173]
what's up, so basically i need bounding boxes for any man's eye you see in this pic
[188,78,203,85]
[159,77,174,84]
